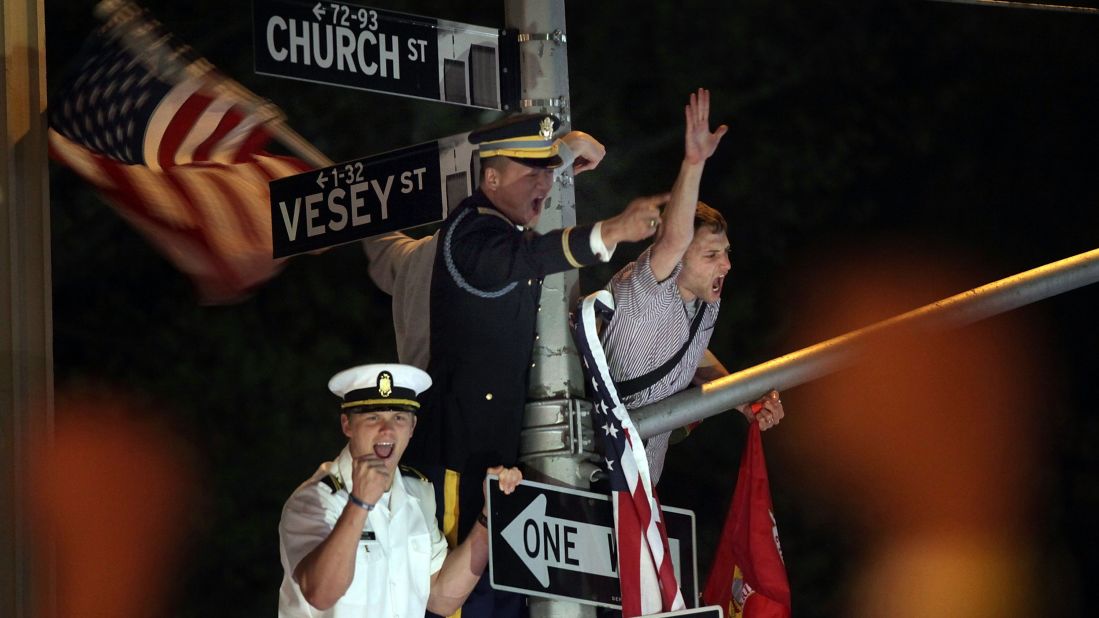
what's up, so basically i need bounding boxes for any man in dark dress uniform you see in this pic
[410,114,665,617]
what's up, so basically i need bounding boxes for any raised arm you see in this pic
[292,453,392,610]
[650,88,728,281]
[558,130,606,176]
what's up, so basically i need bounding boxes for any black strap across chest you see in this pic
[615,302,707,399]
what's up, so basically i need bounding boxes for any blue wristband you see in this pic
[348,493,375,511]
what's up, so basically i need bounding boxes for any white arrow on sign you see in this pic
[312,2,325,20]
[315,171,327,189]
[501,494,618,587]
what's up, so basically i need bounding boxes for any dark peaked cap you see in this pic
[468,113,563,168]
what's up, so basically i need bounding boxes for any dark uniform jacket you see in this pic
[411,189,601,475]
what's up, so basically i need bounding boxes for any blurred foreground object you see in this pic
[28,392,201,617]
[48,5,311,303]
[785,244,1045,616]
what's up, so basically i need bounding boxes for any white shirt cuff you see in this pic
[553,139,576,180]
[590,221,615,262]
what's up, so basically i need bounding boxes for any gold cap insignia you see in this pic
[539,117,554,140]
[378,371,393,397]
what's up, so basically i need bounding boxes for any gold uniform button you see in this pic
[485,393,493,401]
[527,279,533,286]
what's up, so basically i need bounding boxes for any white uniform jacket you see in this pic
[278,446,447,618]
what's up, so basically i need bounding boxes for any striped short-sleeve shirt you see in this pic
[599,247,721,481]
[601,246,720,407]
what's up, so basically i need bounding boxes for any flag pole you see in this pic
[926,0,1099,15]
[631,247,1099,439]
[93,0,333,168]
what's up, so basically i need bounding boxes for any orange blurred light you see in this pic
[28,391,202,617]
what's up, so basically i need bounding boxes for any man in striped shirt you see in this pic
[599,89,786,484]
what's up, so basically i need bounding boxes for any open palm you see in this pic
[684,88,728,164]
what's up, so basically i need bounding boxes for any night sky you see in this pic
[44,1,1099,615]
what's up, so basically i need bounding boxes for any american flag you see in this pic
[49,23,312,303]
[575,291,686,617]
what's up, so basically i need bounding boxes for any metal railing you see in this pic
[633,247,1099,439]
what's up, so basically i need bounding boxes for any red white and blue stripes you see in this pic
[575,290,686,617]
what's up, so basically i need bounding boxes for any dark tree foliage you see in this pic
[45,0,1099,615]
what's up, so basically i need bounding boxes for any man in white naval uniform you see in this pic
[278,363,522,617]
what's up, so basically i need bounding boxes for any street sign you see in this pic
[486,477,698,610]
[269,132,474,257]
[253,0,518,109]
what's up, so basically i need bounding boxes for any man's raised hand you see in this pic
[684,88,728,165]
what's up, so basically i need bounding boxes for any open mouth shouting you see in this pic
[711,275,725,296]
[373,441,395,459]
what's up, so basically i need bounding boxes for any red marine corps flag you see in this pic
[48,2,313,303]
[702,418,791,618]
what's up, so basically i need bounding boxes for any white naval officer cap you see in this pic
[328,363,431,413]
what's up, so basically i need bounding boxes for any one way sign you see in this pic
[500,493,617,586]
[486,477,697,609]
